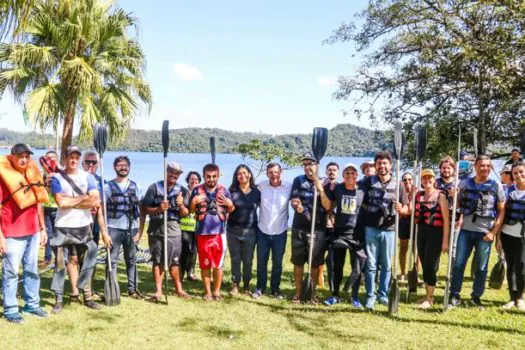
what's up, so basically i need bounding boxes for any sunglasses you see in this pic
[84,160,98,166]
[402,178,413,182]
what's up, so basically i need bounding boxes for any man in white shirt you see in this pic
[104,155,143,299]
[252,163,292,300]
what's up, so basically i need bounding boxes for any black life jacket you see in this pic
[459,178,499,222]
[106,180,140,220]
[152,181,185,221]
[504,185,525,225]
[361,175,396,223]
[415,190,444,227]
[195,184,227,222]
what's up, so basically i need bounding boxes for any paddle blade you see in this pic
[312,127,328,162]
[393,121,403,160]
[301,274,313,302]
[520,128,525,154]
[407,266,418,293]
[416,125,427,161]
[388,279,400,315]
[104,273,121,306]
[162,120,169,157]
[210,136,216,164]
[488,257,506,290]
[93,123,109,156]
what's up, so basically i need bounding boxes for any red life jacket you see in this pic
[195,184,227,222]
[415,190,444,227]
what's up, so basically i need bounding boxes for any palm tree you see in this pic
[0,0,37,39]
[0,0,152,160]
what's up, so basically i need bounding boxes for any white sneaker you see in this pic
[516,299,525,312]
[418,300,432,310]
[502,301,516,310]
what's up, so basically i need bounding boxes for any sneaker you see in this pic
[21,306,48,318]
[229,284,239,296]
[470,296,484,309]
[323,296,340,306]
[365,298,375,310]
[51,302,63,314]
[418,300,432,310]
[352,298,363,309]
[272,291,284,300]
[4,313,24,324]
[449,295,461,308]
[84,300,102,310]
[516,299,525,312]
[251,290,262,300]
[502,301,516,310]
[378,296,389,306]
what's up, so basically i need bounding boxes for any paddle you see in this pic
[407,125,426,299]
[94,123,121,306]
[471,128,478,278]
[162,120,170,305]
[444,128,461,310]
[388,121,403,315]
[210,136,216,165]
[521,128,525,155]
[301,127,328,302]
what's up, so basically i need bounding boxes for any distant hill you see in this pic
[0,124,390,157]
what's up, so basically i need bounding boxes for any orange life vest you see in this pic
[195,184,227,222]
[0,155,49,209]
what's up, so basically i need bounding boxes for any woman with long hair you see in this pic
[179,171,202,281]
[227,164,260,295]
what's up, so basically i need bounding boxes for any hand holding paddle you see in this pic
[161,120,170,305]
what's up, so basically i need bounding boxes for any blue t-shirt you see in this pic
[191,185,232,235]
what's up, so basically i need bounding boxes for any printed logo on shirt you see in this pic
[341,195,357,215]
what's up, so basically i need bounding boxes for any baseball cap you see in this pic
[66,145,82,156]
[420,168,436,179]
[301,152,317,163]
[11,143,33,155]
[343,163,358,172]
[360,160,374,172]
[499,164,512,174]
[167,161,183,173]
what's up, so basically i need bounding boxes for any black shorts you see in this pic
[398,217,411,240]
[148,221,182,266]
[291,228,326,267]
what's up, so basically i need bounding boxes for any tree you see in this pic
[238,139,301,179]
[327,0,525,162]
[0,0,37,39]
[0,0,152,160]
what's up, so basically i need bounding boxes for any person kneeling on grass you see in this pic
[410,169,450,309]
[190,163,235,302]
[320,163,367,308]
[142,162,191,302]
[498,161,525,312]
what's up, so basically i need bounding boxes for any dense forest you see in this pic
[0,124,389,157]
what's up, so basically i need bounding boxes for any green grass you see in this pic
[1,234,525,350]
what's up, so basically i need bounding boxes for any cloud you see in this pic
[318,76,336,86]
[173,63,203,81]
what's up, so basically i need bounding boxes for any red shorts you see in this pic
[196,234,227,269]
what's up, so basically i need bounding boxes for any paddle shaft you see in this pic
[305,166,320,299]
[405,160,417,302]
[163,156,169,303]
[99,155,112,272]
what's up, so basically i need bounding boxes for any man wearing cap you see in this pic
[499,164,514,190]
[360,160,376,178]
[360,151,408,310]
[142,161,191,301]
[190,163,234,301]
[320,163,367,307]
[505,149,522,166]
[0,144,49,323]
[49,145,106,313]
[103,155,143,298]
[290,152,328,303]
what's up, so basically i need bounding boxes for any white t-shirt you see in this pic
[502,187,525,238]
[257,180,292,235]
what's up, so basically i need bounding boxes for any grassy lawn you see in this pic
[1,233,525,350]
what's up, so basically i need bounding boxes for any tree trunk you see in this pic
[60,99,76,163]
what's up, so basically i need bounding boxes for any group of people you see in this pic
[0,141,524,324]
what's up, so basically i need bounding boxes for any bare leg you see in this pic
[425,285,435,303]
[201,268,212,297]
[169,265,186,295]
[212,268,223,296]
[399,239,409,276]
[68,257,79,296]
[293,265,304,299]
[152,265,163,298]
[311,266,319,297]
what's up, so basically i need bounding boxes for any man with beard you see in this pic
[103,156,143,298]
[190,163,235,301]
[142,162,191,301]
[319,162,339,289]
[449,155,506,309]
[360,151,408,310]
[435,156,457,198]
[50,145,105,313]
[290,152,328,303]
[505,148,522,166]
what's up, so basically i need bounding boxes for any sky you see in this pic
[0,0,371,135]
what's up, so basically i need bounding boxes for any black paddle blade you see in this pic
[162,120,169,157]
[210,136,216,164]
[388,279,400,315]
[312,127,328,162]
[416,125,427,161]
[104,272,121,306]
[393,121,403,160]
[488,257,506,290]
[301,274,313,302]
[93,123,109,156]
[407,266,418,293]
[520,128,525,154]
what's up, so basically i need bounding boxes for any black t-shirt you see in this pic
[228,187,261,229]
[142,181,189,226]
[291,175,327,230]
[325,183,364,231]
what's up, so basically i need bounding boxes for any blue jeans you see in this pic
[227,226,257,285]
[44,208,57,261]
[256,229,287,293]
[450,229,492,298]
[364,226,395,301]
[2,234,41,315]
[107,227,138,293]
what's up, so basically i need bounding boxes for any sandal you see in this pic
[147,295,162,304]
[213,294,224,302]
[177,292,192,300]
[70,294,82,304]
[291,296,301,304]
[202,295,213,302]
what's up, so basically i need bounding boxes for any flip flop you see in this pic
[213,295,224,302]
[177,292,192,300]
[291,296,301,304]
[147,295,162,304]
[202,295,213,302]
